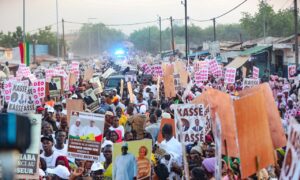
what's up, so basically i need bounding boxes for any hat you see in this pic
[122,142,128,148]
[37,106,45,112]
[41,135,54,143]
[91,162,104,172]
[47,165,70,179]
[62,99,66,104]
[71,94,78,99]
[101,140,113,148]
[105,111,114,116]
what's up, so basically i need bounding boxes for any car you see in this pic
[104,74,125,93]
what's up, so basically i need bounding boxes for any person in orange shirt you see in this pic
[45,96,55,107]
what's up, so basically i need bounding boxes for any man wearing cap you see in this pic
[113,142,137,180]
[40,136,60,169]
[69,119,83,137]
[47,165,70,180]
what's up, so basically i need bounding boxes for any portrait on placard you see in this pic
[113,139,152,180]
[47,76,63,97]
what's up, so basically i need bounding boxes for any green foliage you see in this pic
[240,1,294,38]
[71,23,126,55]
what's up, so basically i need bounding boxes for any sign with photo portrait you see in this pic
[81,88,100,112]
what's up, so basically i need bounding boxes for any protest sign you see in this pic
[224,68,236,84]
[81,88,100,112]
[214,115,222,180]
[239,83,287,149]
[199,68,209,82]
[209,59,219,74]
[157,118,176,143]
[127,81,135,103]
[179,70,189,87]
[46,76,63,98]
[89,77,103,94]
[69,73,77,86]
[163,75,176,98]
[7,83,33,113]
[173,73,181,91]
[25,87,37,112]
[83,68,94,81]
[191,89,239,157]
[173,104,211,144]
[242,66,247,78]
[288,65,296,80]
[68,111,105,161]
[3,80,14,102]
[66,99,84,124]
[120,79,124,99]
[234,91,275,179]
[162,63,174,77]
[151,64,163,77]
[243,78,260,89]
[174,61,186,74]
[15,114,41,179]
[280,123,300,179]
[253,66,259,79]
[33,79,45,98]
[113,139,152,180]
[141,63,152,75]
[125,74,137,82]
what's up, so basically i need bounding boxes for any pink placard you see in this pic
[253,66,259,79]
[224,68,236,84]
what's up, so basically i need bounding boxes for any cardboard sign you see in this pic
[174,61,186,74]
[162,63,174,77]
[66,99,84,124]
[191,89,239,157]
[288,65,296,80]
[69,73,77,86]
[253,66,259,79]
[81,88,100,112]
[157,118,176,143]
[173,104,211,144]
[68,111,105,161]
[120,79,124,99]
[113,139,152,180]
[84,68,94,81]
[163,75,176,98]
[242,67,247,78]
[243,78,260,89]
[224,68,236,84]
[7,83,33,113]
[127,82,135,103]
[234,92,275,179]
[239,83,287,149]
[15,114,41,179]
[179,70,189,87]
[280,123,300,179]
[173,73,181,91]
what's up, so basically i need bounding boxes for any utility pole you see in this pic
[56,0,60,61]
[159,16,162,58]
[294,0,299,66]
[23,0,26,42]
[170,16,175,55]
[62,19,66,61]
[213,18,216,41]
[184,0,188,59]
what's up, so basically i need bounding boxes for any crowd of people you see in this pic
[0,57,299,180]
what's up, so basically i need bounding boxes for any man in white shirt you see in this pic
[81,120,102,137]
[109,116,125,138]
[40,136,60,169]
[53,130,68,156]
[69,119,82,137]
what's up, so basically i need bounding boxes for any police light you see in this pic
[114,49,125,56]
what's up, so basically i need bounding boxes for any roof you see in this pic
[225,56,250,69]
[189,50,210,57]
[239,45,272,56]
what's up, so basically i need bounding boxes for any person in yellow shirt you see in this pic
[116,107,127,127]
[102,144,113,180]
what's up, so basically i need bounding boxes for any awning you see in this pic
[239,45,272,56]
[225,56,250,69]
[188,50,210,57]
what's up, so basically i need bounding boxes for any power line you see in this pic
[191,0,248,22]
[27,22,60,33]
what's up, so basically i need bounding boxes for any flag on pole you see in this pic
[19,42,30,66]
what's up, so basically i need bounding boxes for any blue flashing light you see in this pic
[114,49,125,56]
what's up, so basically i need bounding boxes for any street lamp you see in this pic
[181,0,188,59]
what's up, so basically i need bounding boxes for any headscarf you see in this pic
[202,157,215,174]
[55,156,71,172]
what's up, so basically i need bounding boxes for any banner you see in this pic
[68,111,105,161]
[113,139,152,180]
[243,78,260,89]
[7,83,33,113]
[224,68,236,84]
[15,114,41,179]
[253,66,259,79]
[81,88,100,112]
[3,80,14,102]
[288,65,296,80]
[173,104,211,144]
[280,123,300,179]
[83,68,94,81]
[89,77,103,94]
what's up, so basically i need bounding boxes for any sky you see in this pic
[0,0,292,35]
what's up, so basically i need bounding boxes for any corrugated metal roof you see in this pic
[239,45,272,56]
[225,56,250,69]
